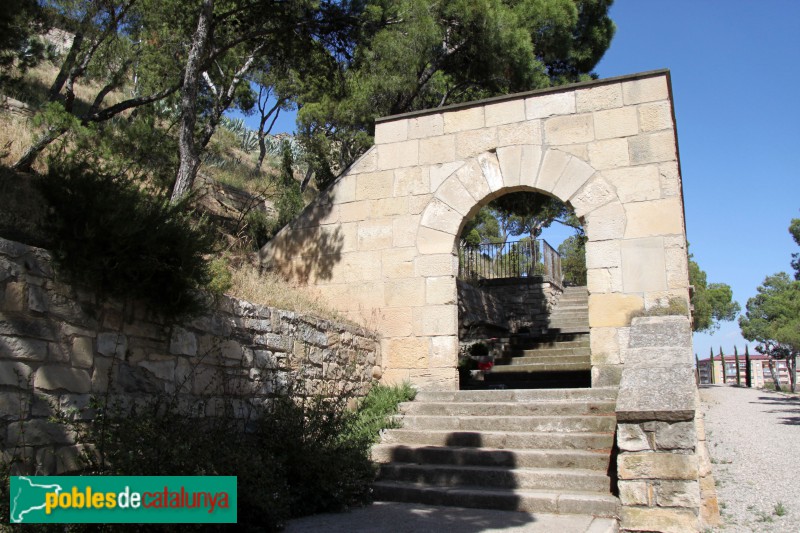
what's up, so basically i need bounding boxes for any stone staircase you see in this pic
[372,387,620,519]
[547,286,590,334]
[488,286,591,388]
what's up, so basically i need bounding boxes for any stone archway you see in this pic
[262,70,690,391]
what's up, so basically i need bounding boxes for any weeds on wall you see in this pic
[37,160,220,318]
[629,297,690,322]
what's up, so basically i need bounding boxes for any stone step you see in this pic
[400,400,616,417]
[395,414,616,433]
[512,339,590,350]
[548,322,589,329]
[552,305,587,312]
[545,326,590,334]
[549,316,589,323]
[508,333,590,345]
[548,316,589,323]
[380,429,615,450]
[492,361,593,373]
[507,354,590,365]
[513,347,591,357]
[414,387,617,403]
[371,444,612,470]
[378,463,612,492]
[482,371,593,389]
[372,481,620,517]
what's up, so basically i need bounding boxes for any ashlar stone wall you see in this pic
[0,237,379,474]
[262,69,690,390]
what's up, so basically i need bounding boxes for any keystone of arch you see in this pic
[418,146,602,248]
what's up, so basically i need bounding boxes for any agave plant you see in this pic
[201,152,229,169]
[240,130,260,153]
[220,116,246,136]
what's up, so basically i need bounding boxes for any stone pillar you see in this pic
[615,316,720,533]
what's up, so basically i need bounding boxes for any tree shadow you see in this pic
[259,191,343,284]
[750,395,800,426]
[364,431,533,532]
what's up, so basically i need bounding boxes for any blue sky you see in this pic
[241,1,800,359]
[594,0,800,358]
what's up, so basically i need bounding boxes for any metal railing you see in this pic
[458,240,562,282]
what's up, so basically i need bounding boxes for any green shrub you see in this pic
[257,394,375,518]
[50,379,416,530]
[207,255,233,297]
[37,161,218,318]
[244,209,278,249]
[343,383,416,445]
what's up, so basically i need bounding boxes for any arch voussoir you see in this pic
[420,198,462,236]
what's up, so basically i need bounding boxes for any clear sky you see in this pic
[594,0,800,358]
[242,1,800,358]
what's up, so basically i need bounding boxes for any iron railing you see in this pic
[458,240,562,282]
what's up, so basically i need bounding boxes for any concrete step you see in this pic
[379,429,615,451]
[414,387,617,403]
[492,362,592,373]
[371,445,612,470]
[372,481,620,517]
[400,400,616,417]
[378,463,612,492]
[395,414,616,433]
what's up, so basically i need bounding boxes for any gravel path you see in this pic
[701,384,800,532]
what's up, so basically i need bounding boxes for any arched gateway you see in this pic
[262,69,690,391]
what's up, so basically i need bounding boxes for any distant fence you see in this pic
[458,240,562,283]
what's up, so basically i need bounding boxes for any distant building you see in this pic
[697,353,798,387]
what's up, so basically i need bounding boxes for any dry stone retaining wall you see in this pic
[0,237,379,474]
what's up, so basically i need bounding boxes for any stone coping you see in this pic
[466,275,561,289]
[375,69,672,124]
[616,366,697,422]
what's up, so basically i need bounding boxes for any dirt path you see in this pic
[701,385,800,532]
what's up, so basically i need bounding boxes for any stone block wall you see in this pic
[457,280,509,338]
[479,277,563,334]
[457,277,563,339]
[0,237,380,474]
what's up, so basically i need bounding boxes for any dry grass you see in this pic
[227,263,351,325]
[0,114,48,172]
[19,60,128,110]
